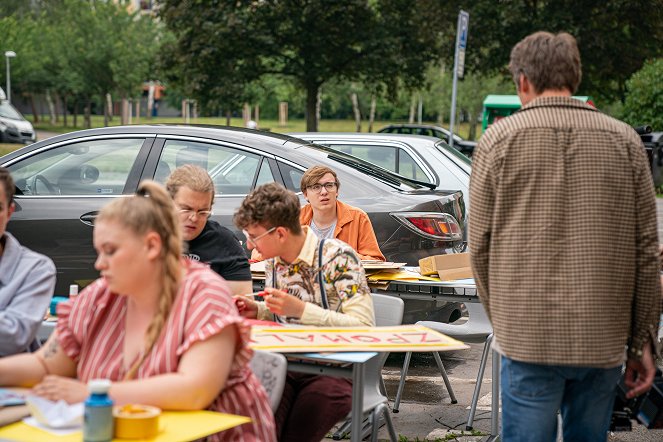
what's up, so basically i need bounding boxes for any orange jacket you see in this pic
[300,200,385,261]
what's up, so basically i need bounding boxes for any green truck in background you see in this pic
[481,95,593,130]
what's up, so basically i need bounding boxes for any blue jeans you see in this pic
[501,356,622,442]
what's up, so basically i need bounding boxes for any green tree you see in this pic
[0,14,52,121]
[159,0,451,131]
[1,0,162,127]
[451,0,663,104]
[621,58,663,131]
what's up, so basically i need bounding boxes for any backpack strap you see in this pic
[271,258,277,288]
[318,239,329,310]
[270,258,284,323]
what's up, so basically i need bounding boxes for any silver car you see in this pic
[0,89,36,144]
[289,132,471,210]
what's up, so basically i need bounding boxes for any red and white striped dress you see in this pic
[56,260,276,442]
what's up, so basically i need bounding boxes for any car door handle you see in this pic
[79,212,99,226]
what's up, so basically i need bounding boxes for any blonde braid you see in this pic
[96,180,183,380]
[125,230,181,379]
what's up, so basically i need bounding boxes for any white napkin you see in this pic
[23,395,84,434]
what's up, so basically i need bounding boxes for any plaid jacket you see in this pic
[469,96,661,367]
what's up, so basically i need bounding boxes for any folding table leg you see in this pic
[432,351,458,404]
[393,351,412,413]
[466,335,493,430]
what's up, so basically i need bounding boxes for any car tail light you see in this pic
[391,212,463,241]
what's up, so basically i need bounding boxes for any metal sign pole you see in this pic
[449,10,469,149]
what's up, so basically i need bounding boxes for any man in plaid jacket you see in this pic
[469,31,661,441]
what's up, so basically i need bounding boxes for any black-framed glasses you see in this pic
[307,182,338,193]
[243,226,276,246]
[177,208,213,219]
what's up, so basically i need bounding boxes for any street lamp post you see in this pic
[4,51,16,103]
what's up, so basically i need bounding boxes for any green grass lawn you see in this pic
[0,144,19,156]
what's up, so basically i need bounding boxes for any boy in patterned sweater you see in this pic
[234,182,375,442]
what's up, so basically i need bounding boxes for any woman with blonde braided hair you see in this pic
[0,181,276,442]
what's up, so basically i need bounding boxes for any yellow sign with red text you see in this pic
[249,325,469,353]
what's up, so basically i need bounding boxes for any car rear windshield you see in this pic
[435,141,472,170]
[302,142,430,190]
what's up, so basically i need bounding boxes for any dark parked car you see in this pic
[378,124,477,157]
[638,127,663,188]
[1,126,467,303]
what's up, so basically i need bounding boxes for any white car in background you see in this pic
[0,88,36,144]
[290,132,471,209]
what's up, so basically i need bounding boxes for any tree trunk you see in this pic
[408,94,416,123]
[106,93,113,122]
[305,82,320,132]
[103,95,109,127]
[226,109,231,126]
[350,93,361,132]
[30,94,39,123]
[54,93,61,123]
[84,98,91,129]
[147,83,155,119]
[121,98,129,125]
[368,95,376,133]
[315,89,321,126]
[242,103,250,126]
[46,90,56,125]
[468,110,478,141]
[182,99,190,123]
[278,102,288,126]
[73,101,78,128]
[62,94,67,127]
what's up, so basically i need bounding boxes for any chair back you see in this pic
[370,293,404,327]
[464,303,493,334]
[249,350,288,412]
[417,302,492,343]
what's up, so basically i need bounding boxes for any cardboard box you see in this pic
[418,252,473,281]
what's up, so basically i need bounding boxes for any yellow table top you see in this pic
[0,410,251,442]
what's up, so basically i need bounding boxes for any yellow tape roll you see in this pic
[113,404,161,439]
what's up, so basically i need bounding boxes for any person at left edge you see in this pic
[166,164,252,296]
[0,180,276,442]
[0,167,55,356]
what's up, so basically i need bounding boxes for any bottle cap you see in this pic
[69,284,79,297]
[88,379,112,394]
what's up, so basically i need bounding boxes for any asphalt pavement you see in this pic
[36,130,59,141]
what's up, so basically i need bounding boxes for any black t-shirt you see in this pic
[185,220,251,281]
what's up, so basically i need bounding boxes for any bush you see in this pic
[621,58,663,131]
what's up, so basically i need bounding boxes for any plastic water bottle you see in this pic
[83,379,114,442]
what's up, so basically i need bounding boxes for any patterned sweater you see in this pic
[257,227,375,326]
